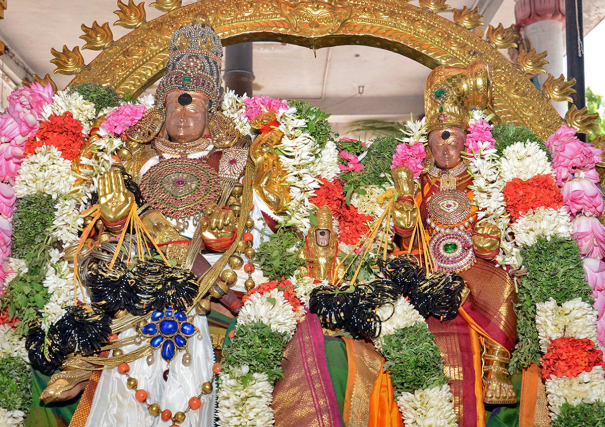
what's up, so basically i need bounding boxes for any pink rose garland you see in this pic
[243,95,289,121]
[101,103,147,136]
[392,143,426,178]
[465,119,496,153]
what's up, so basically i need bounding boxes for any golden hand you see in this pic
[392,165,416,199]
[393,200,418,230]
[391,166,418,230]
[473,221,501,260]
[200,204,236,249]
[98,168,135,226]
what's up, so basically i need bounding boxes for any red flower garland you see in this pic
[503,174,564,221]
[309,178,345,220]
[242,278,302,311]
[339,204,373,245]
[25,112,85,161]
[540,337,605,381]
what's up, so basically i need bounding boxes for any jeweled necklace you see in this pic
[153,136,211,157]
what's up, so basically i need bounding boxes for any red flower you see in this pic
[503,174,564,221]
[25,112,85,161]
[243,278,302,311]
[339,203,373,245]
[0,309,20,327]
[309,178,345,220]
[540,336,605,380]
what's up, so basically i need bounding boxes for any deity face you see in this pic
[428,127,466,170]
[315,229,331,247]
[164,90,209,143]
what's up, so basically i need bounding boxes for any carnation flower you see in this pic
[562,178,604,218]
[25,112,85,161]
[238,289,298,338]
[392,143,426,178]
[510,207,572,247]
[545,365,605,418]
[500,140,553,182]
[572,215,605,259]
[101,103,146,136]
[396,384,457,427]
[14,146,76,197]
[503,174,564,222]
[243,95,288,121]
[465,119,496,153]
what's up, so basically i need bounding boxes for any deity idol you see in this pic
[39,23,275,426]
[392,61,518,425]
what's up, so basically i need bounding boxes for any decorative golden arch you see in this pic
[56,0,588,140]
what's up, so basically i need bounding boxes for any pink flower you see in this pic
[545,124,577,153]
[0,142,25,184]
[598,314,605,350]
[562,178,604,218]
[392,143,427,178]
[7,82,54,122]
[594,291,605,318]
[101,103,147,136]
[0,184,15,218]
[0,215,11,259]
[0,114,21,144]
[6,101,39,138]
[0,260,9,296]
[465,119,495,152]
[572,215,605,259]
[339,151,363,172]
[243,96,289,121]
[584,258,605,292]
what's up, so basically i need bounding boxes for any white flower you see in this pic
[50,198,83,246]
[312,140,340,181]
[291,274,325,308]
[376,297,424,340]
[217,370,274,427]
[42,90,96,133]
[14,146,76,197]
[546,365,605,418]
[0,408,25,427]
[511,207,572,248]
[536,298,598,353]
[237,289,298,338]
[41,256,75,327]
[221,89,252,136]
[396,385,457,427]
[399,117,428,145]
[500,140,553,182]
[0,324,28,362]
[351,185,389,218]
[137,94,155,109]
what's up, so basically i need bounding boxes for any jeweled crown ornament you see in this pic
[424,60,491,132]
[155,22,223,112]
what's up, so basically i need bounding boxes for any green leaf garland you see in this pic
[11,194,55,259]
[288,100,338,149]
[0,356,33,412]
[69,83,124,115]
[552,401,605,427]
[256,228,305,281]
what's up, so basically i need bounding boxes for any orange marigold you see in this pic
[540,336,605,381]
[503,174,564,222]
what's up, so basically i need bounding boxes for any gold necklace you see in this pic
[153,136,211,157]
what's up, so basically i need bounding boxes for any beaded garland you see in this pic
[428,229,476,272]
[140,157,221,219]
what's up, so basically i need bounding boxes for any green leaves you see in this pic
[1,244,51,336]
[257,228,305,281]
[553,402,605,427]
[69,83,124,114]
[221,322,290,385]
[510,237,593,372]
[492,123,549,159]
[289,100,338,149]
[0,356,33,412]
[12,194,55,258]
[381,323,448,395]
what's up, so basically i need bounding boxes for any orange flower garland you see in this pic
[503,174,564,221]
[242,279,302,312]
[25,112,85,161]
[540,337,605,381]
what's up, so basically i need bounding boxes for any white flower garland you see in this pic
[545,366,605,418]
[499,140,553,182]
[217,368,274,427]
[0,408,25,427]
[13,146,76,198]
[0,324,27,362]
[237,289,299,339]
[510,207,572,248]
[41,91,97,134]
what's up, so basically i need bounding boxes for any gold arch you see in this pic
[66,0,564,140]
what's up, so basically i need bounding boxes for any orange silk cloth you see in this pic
[341,338,383,427]
[368,369,405,427]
